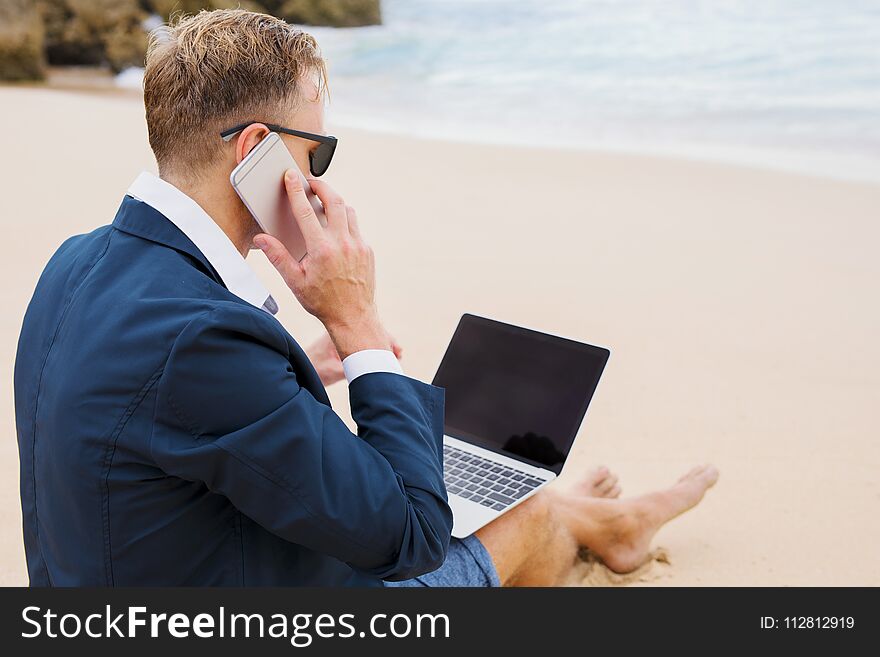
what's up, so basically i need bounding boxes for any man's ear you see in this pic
[234,123,272,163]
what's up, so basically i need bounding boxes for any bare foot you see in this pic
[557,464,719,574]
[575,466,622,499]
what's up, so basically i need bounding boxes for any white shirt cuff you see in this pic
[342,349,404,383]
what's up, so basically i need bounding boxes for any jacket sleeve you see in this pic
[150,305,452,581]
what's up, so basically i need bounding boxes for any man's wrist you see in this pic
[324,309,391,360]
[342,349,404,383]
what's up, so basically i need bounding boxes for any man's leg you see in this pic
[385,467,622,588]
[476,464,719,586]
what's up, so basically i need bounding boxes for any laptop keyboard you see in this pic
[443,443,546,511]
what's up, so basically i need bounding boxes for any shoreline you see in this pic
[323,108,880,186]
[7,70,879,186]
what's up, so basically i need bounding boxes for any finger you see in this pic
[345,204,362,240]
[253,233,303,288]
[284,170,325,247]
[304,177,348,234]
[608,485,622,499]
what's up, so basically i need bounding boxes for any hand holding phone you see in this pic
[253,171,394,360]
[230,131,326,261]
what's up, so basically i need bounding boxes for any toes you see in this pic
[591,466,610,484]
[678,465,705,483]
[691,464,717,480]
[677,464,720,489]
[596,474,619,497]
[702,465,720,486]
[575,466,623,497]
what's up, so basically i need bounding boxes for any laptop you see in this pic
[433,313,610,538]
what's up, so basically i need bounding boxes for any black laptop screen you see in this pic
[432,314,609,474]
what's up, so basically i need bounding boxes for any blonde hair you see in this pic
[143,9,327,178]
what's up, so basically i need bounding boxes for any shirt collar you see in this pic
[127,171,278,314]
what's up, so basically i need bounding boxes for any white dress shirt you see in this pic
[127,171,403,383]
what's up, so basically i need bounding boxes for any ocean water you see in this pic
[303,0,880,181]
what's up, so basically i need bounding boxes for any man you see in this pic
[15,9,717,587]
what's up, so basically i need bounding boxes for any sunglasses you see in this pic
[220,123,338,177]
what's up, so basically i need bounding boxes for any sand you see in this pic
[1,85,878,586]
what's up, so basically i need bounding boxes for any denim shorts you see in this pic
[384,535,500,587]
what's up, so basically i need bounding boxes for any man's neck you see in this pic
[162,171,252,258]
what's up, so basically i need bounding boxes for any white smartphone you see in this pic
[230,131,326,261]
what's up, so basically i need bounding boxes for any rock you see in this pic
[147,1,381,27]
[268,0,381,27]
[0,0,382,82]
[146,0,264,22]
[42,0,148,71]
[0,0,47,81]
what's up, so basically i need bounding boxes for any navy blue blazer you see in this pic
[14,195,452,586]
